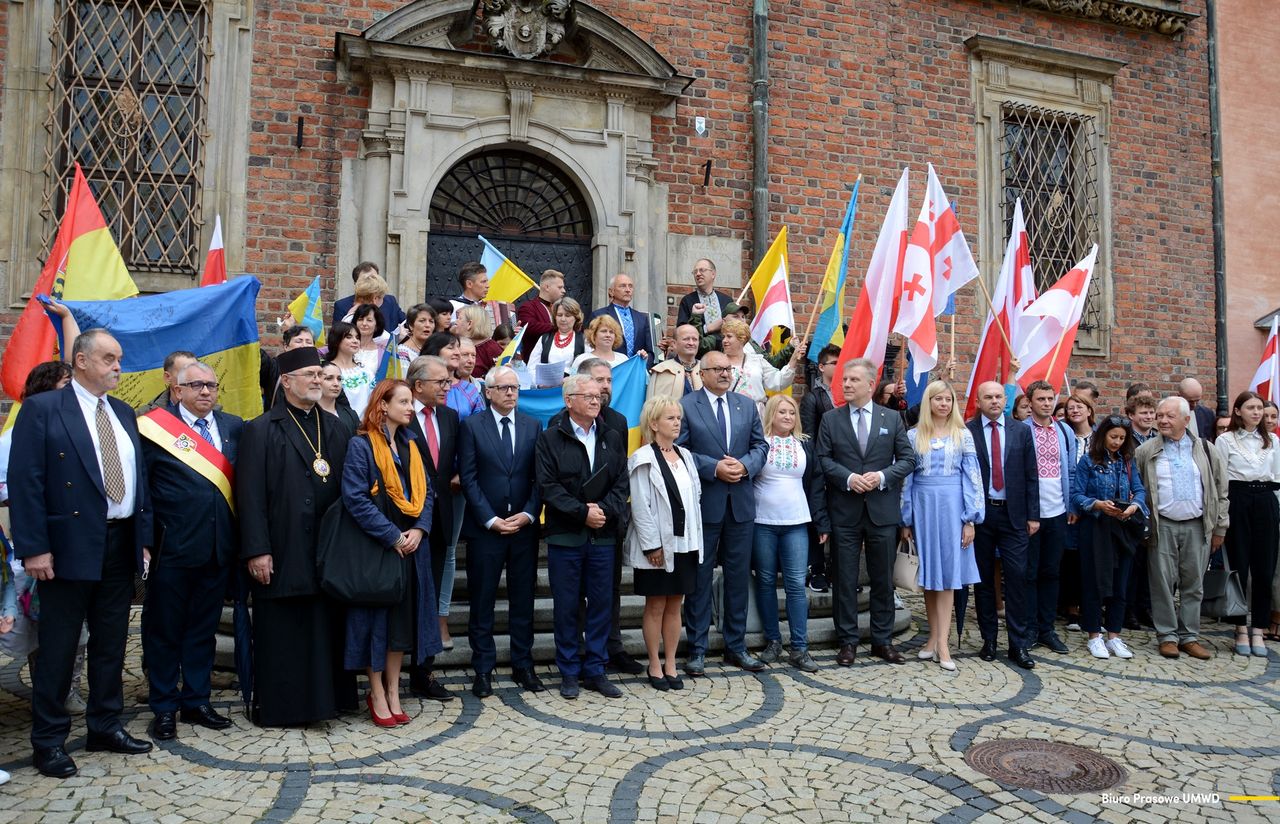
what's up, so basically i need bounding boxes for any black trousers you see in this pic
[1028,513,1069,639]
[1225,482,1280,629]
[31,519,136,749]
[468,528,538,673]
[829,516,896,647]
[974,502,1031,649]
[142,556,228,713]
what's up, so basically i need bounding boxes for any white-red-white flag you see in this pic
[1249,316,1280,406]
[925,164,979,315]
[964,198,1037,418]
[833,168,910,406]
[893,185,938,379]
[200,214,227,286]
[1015,244,1098,392]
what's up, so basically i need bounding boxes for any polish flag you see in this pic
[200,214,227,286]
[1015,244,1098,392]
[893,189,938,379]
[833,168,910,406]
[1249,316,1280,406]
[963,199,1037,419]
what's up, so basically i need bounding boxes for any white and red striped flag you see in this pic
[746,226,794,345]
[833,168,910,406]
[1249,316,1280,406]
[1015,244,1098,392]
[200,214,227,286]
[964,198,1037,418]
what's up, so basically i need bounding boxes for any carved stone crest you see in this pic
[485,0,570,59]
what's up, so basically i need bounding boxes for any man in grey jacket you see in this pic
[1135,396,1229,660]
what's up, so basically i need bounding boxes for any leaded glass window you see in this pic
[429,150,593,240]
[43,0,211,276]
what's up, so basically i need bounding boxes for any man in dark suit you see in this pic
[1178,377,1217,441]
[675,258,734,333]
[589,274,653,365]
[967,381,1041,669]
[817,357,916,665]
[458,364,544,697]
[11,329,155,777]
[404,354,460,701]
[331,261,405,331]
[138,362,243,740]
[677,350,770,675]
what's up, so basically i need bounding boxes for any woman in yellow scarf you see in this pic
[341,379,445,726]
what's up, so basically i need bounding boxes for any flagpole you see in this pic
[971,271,1016,357]
[802,174,862,346]
[947,313,956,380]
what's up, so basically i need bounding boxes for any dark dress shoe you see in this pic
[724,651,767,672]
[33,746,78,778]
[559,675,580,699]
[180,705,232,730]
[582,675,623,698]
[836,644,857,666]
[472,672,494,698]
[979,640,998,661]
[665,674,685,691]
[414,678,456,702]
[684,654,706,677]
[647,673,670,691]
[1037,633,1069,654]
[607,654,645,675]
[512,668,546,692]
[1009,648,1036,669]
[870,644,906,664]
[86,729,153,755]
[150,712,177,741]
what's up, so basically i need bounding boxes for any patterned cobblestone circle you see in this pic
[964,738,1128,794]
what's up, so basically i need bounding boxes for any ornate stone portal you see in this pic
[485,0,570,59]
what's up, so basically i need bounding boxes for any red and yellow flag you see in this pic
[1,164,137,401]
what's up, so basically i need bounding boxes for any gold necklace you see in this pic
[287,407,331,482]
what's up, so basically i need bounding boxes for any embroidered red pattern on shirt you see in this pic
[1032,422,1061,479]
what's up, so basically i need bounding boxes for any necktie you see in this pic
[500,416,513,459]
[422,408,440,466]
[194,417,216,449]
[95,398,126,503]
[989,420,1004,492]
[616,307,635,355]
[857,408,869,455]
[716,397,729,449]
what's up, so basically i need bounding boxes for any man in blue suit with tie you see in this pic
[458,365,544,698]
[137,362,243,740]
[589,273,653,365]
[10,329,155,777]
[677,350,770,674]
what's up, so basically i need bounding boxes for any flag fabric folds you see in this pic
[1015,244,1098,392]
[745,227,794,346]
[62,276,264,420]
[1249,316,1280,406]
[478,235,537,304]
[376,332,404,381]
[513,355,648,453]
[287,276,326,345]
[924,166,979,317]
[809,181,860,361]
[833,168,910,406]
[894,187,939,380]
[200,214,227,286]
[497,325,528,367]
[1,164,138,401]
[964,198,1037,419]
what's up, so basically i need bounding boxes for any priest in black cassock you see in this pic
[236,347,354,725]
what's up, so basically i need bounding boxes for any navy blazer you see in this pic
[589,304,654,365]
[816,402,917,528]
[676,389,769,523]
[9,384,154,580]
[966,414,1040,527]
[142,404,243,568]
[331,293,406,332]
[457,409,542,538]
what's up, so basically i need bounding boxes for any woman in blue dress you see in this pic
[901,380,984,672]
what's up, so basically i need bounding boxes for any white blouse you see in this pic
[727,351,795,417]
[1215,428,1280,482]
[754,435,811,526]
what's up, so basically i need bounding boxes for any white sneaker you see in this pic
[0,767,9,786]
[1105,637,1133,659]
[65,690,87,715]
[1065,621,1082,632]
[1087,637,1110,659]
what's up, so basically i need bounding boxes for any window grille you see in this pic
[1000,103,1103,333]
[429,150,593,240]
[43,0,211,276]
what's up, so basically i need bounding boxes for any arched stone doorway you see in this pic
[426,148,594,307]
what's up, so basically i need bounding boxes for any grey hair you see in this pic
[842,357,875,381]
[699,351,727,369]
[1158,395,1191,420]
[576,357,610,375]
[407,354,447,385]
[562,372,594,401]
[485,365,518,387]
[174,361,216,384]
[70,328,114,362]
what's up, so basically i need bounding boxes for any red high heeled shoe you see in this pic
[390,709,410,725]
[366,693,398,728]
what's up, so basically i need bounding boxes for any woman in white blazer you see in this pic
[627,396,703,692]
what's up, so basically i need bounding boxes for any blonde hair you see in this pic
[720,317,750,343]
[762,394,806,441]
[353,273,389,302]
[586,314,624,350]
[458,304,493,340]
[640,395,681,445]
[913,380,964,456]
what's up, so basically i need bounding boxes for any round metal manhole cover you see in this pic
[965,739,1128,794]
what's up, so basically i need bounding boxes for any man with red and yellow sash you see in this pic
[137,361,242,741]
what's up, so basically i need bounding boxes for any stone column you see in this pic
[359,134,391,272]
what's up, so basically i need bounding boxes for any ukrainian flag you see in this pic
[809,177,861,362]
[512,355,648,453]
[287,276,326,345]
[63,276,264,420]
[478,235,537,304]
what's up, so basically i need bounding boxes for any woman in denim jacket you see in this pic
[1071,415,1148,660]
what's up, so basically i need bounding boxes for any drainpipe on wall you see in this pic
[751,0,769,268]
[1206,0,1228,416]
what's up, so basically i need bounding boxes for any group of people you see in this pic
[2,255,1276,787]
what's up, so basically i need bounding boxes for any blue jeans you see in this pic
[752,523,810,650]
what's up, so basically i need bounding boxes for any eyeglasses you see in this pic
[489,384,520,393]
[420,378,451,387]
[693,266,714,274]
[701,365,732,374]
[179,381,219,392]
[569,394,603,403]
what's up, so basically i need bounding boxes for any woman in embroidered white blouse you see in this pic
[719,318,802,418]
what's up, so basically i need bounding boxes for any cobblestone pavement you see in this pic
[1,600,1278,823]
